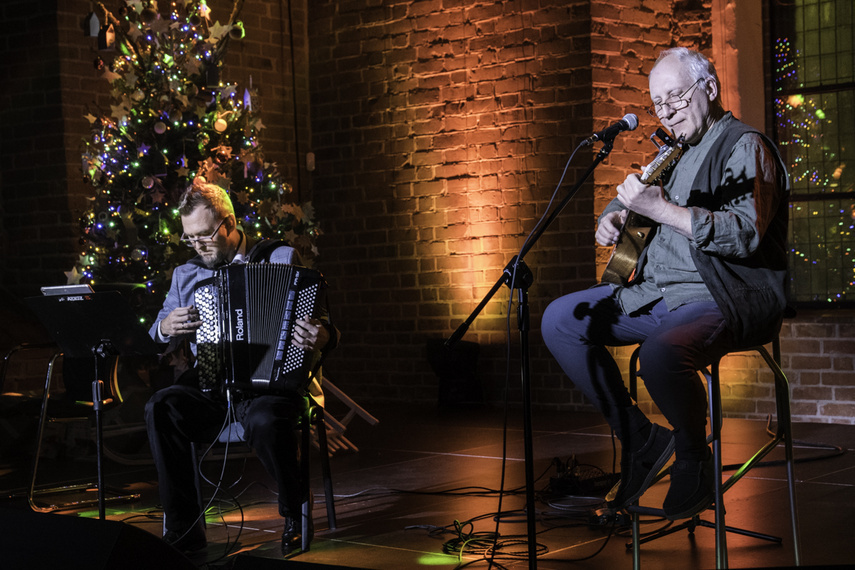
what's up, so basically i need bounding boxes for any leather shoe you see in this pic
[163,520,206,553]
[281,511,314,557]
[610,423,675,509]
[281,515,303,556]
[663,448,714,520]
[281,491,316,557]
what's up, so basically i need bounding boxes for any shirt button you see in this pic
[660,288,666,292]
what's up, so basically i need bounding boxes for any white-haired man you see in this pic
[542,47,789,520]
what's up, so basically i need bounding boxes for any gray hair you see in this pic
[654,47,721,103]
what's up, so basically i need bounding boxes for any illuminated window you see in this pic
[772,0,855,306]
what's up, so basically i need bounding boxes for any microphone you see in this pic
[584,113,639,145]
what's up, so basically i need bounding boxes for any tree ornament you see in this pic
[74,0,318,325]
[98,24,116,51]
[83,12,100,37]
[229,22,245,40]
[140,8,157,25]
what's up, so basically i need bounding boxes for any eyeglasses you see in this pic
[180,217,227,246]
[647,78,704,117]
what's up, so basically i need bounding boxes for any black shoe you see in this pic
[663,449,715,520]
[281,490,315,557]
[281,515,302,556]
[610,423,675,509]
[163,521,207,553]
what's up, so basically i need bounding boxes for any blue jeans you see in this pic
[541,285,733,458]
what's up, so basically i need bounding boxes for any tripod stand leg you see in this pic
[632,509,640,570]
[517,285,538,569]
[92,378,106,520]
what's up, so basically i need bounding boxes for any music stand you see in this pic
[25,290,157,519]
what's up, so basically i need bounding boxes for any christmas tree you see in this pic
[69,0,318,323]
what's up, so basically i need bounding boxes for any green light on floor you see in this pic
[416,553,464,565]
[77,508,130,519]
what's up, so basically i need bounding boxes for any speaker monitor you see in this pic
[0,508,194,570]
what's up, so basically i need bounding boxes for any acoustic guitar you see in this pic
[600,129,685,286]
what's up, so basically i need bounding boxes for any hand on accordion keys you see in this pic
[291,316,329,351]
[162,305,203,338]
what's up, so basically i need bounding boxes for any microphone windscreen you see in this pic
[623,113,639,131]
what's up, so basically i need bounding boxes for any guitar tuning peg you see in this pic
[650,127,677,149]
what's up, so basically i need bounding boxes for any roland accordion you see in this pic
[193,263,326,395]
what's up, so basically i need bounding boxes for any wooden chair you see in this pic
[1,343,141,516]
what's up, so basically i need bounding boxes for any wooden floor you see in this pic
[1,401,853,569]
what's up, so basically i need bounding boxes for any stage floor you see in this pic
[1,402,853,569]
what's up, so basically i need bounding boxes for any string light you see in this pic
[73,0,318,324]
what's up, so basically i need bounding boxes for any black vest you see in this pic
[687,120,790,347]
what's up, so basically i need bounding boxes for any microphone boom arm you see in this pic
[445,139,614,345]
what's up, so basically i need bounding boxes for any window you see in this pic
[772,0,855,306]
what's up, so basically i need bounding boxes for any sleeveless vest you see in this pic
[687,120,790,347]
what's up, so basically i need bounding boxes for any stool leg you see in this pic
[301,407,313,552]
[707,361,728,569]
[785,434,800,566]
[313,406,337,529]
[632,509,641,570]
[770,339,801,566]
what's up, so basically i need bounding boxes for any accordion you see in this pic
[193,263,326,395]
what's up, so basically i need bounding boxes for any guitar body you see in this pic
[601,129,685,286]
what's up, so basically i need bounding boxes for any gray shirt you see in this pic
[600,112,783,315]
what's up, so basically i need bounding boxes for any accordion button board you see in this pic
[194,263,325,396]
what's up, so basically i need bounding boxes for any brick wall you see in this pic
[0,0,75,299]
[308,0,597,404]
[1,0,852,424]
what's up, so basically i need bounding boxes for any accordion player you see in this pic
[193,262,327,396]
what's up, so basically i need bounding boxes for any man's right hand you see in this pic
[596,210,628,247]
[160,305,202,338]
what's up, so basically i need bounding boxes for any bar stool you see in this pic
[626,335,800,569]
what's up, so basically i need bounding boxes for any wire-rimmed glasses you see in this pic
[647,78,704,117]
[180,217,227,246]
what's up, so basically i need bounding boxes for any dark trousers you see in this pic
[541,285,734,459]
[144,384,306,532]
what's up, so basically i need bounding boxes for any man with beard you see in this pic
[145,181,337,556]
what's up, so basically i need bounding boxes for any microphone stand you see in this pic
[445,139,616,569]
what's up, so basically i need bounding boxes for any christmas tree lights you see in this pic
[70,0,318,323]
[774,36,855,304]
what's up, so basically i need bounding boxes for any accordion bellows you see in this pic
[194,263,325,395]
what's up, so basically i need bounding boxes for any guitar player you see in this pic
[541,47,789,520]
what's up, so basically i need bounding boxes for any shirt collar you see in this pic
[230,231,247,264]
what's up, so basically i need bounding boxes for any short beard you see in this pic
[201,250,231,269]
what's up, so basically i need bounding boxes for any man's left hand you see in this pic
[292,317,330,351]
